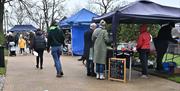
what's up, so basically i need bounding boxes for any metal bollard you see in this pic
[0,46,5,67]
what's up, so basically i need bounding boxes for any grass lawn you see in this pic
[162,53,180,66]
[0,59,7,75]
[0,48,7,75]
[0,67,6,75]
[4,48,8,56]
[168,76,180,83]
[162,53,180,83]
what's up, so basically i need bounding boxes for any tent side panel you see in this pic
[72,25,89,55]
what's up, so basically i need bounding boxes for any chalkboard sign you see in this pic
[108,58,126,83]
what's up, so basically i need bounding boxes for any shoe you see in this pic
[56,74,62,78]
[96,73,100,79]
[40,67,43,69]
[61,72,64,76]
[141,75,149,79]
[36,65,39,68]
[78,58,83,61]
[99,73,105,80]
[91,72,96,77]
[87,73,91,76]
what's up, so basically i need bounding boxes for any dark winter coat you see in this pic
[47,26,65,49]
[154,24,178,53]
[83,29,94,60]
[33,31,46,50]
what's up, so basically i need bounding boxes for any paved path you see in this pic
[4,52,180,91]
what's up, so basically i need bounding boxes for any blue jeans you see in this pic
[96,63,105,73]
[51,46,62,74]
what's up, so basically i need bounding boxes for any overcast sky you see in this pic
[5,0,180,29]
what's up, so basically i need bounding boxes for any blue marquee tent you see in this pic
[8,25,37,32]
[59,8,98,55]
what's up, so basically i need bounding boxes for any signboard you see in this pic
[108,58,126,83]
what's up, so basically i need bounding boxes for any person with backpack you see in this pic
[33,29,47,69]
[47,21,65,78]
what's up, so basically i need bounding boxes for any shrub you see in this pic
[0,32,5,45]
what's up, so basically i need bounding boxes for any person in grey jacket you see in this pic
[92,20,110,80]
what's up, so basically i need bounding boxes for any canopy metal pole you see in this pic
[111,12,119,57]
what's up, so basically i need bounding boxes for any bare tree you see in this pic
[90,0,118,15]
[86,0,100,15]
[111,0,129,11]
[12,0,66,31]
[42,0,66,30]
[0,0,15,33]
[8,1,27,25]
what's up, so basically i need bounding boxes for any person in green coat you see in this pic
[92,20,110,80]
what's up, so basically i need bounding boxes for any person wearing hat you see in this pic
[47,21,65,77]
[154,22,178,71]
[92,20,110,80]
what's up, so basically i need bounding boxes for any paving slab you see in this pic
[4,52,180,91]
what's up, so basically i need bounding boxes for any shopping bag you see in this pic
[33,51,38,56]
[150,41,156,53]
[150,37,157,54]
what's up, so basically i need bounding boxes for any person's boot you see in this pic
[36,65,39,68]
[56,74,62,78]
[87,72,91,76]
[99,73,105,80]
[40,66,43,69]
[61,71,64,76]
[91,72,96,77]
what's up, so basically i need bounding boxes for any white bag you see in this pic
[150,35,156,54]
[33,51,38,56]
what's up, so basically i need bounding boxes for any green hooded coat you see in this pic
[92,27,109,64]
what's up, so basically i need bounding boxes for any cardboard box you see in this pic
[174,68,180,74]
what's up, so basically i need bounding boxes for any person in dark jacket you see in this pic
[136,24,151,78]
[29,31,35,54]
[84,23,97,76]
[154,22,178,71]
[47,21,65,78]
[33,29,46,69]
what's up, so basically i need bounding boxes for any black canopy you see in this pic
[8,25,37,32]
[93,0,180,24]
[93,0,180,49]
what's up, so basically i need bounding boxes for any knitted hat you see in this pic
[99,20,106,27]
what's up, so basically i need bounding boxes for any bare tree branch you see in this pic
[4,0,14,3]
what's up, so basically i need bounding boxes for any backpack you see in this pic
[34,35,46,50]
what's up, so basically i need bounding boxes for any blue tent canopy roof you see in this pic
[59,8,98,55]
[59,8,98,27]
[8,25,37,32]
[93,0,180,24]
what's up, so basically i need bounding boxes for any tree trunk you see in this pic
[0,2,4,34]
[51,0,55,23]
